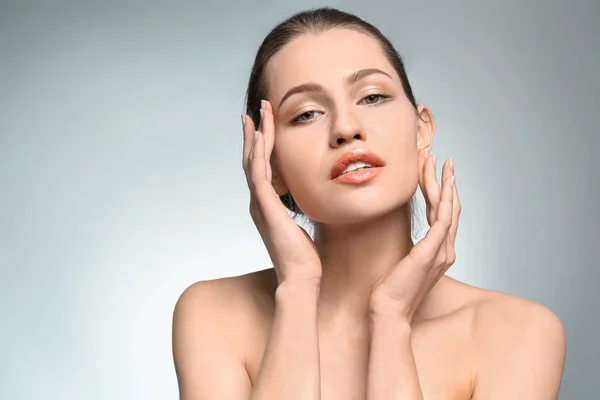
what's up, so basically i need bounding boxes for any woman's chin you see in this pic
[306,200,409,226]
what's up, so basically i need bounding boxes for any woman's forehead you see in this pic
[266,29,395,99]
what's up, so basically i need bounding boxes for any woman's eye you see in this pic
[292,111,320,123]
[362,94,389,105]
[290,95,389,124]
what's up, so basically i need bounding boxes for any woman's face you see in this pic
[266,28,434,224]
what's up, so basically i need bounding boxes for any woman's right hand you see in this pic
[242,99,323,287]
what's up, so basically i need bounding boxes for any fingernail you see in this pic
[449,157,454,172]
[254,130,259,142]
[260,108,264,120]
[260,99,266,110]
[432,154,437,166]
[450,176,455,187]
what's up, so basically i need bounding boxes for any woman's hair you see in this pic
[244,7,425,238]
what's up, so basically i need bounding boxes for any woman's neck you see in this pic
[313,206,414,322]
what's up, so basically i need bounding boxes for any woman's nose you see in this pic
[328,111,367,147]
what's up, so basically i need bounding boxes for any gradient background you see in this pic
[1,1,598,399]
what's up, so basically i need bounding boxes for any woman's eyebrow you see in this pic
[277,68,393,108]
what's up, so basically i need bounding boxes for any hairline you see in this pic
[260,25,398,104]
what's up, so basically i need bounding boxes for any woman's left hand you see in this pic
[369,150,461,323]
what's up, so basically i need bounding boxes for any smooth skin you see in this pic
[172,28,566,399]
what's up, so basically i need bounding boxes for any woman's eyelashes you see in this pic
[360,93,391,105]
[292,110,321,124]
[289,93,392,125]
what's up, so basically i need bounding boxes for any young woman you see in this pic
[172,7,566,400]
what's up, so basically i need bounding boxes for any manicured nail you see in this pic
[254,130,259,142]
[260,108,264,120]
[260,99,266,110]
[432,154,437,166]
[450,176,455,187]
[449,157,454,172]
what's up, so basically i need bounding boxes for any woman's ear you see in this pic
[415,104,435,153]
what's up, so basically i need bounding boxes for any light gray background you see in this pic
[1,1,598,399]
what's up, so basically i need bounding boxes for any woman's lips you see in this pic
[332,166,383,184]
[330,148,386,180]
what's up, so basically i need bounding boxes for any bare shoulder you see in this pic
[439,277,565,341]
[468,285,565,346]
[432,276,564,330]
[428,277,566,397]
[452,281,567,399]
[171,269,277,398]
[174,267,277,337]
[173,268,278,354]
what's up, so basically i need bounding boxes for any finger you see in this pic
[423,155,441,226]
[417,148,428,190]
[257,105,264,133]
[261,100,275,182]
[242,114,257,173]
[448,174,461,248]
[435,158,455,258]
[417,149,430,208]
[248,129,281,201]
[251,130,266,183]
[412,173,455,264]
[434,170,455,266]
[434,159,453,256]
[419,151,436,225]
[443,179,459,267]
[253,103,265,169]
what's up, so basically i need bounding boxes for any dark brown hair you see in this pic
[244,7,420,216]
